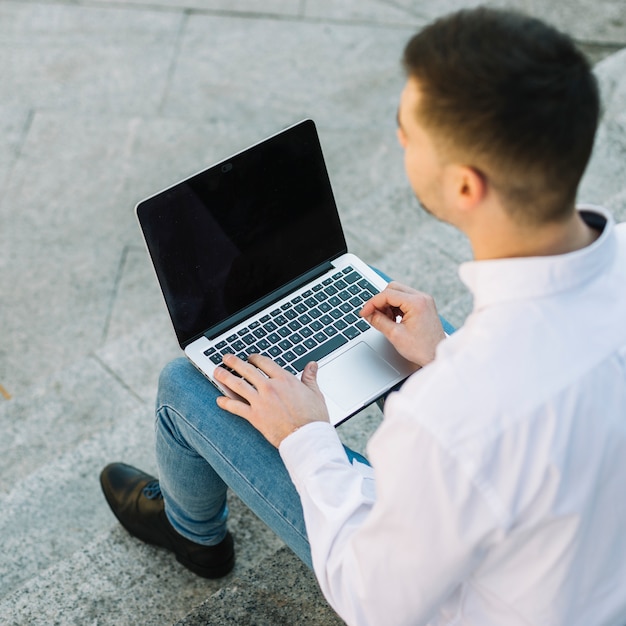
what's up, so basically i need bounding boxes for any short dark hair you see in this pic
[403,7,600,224]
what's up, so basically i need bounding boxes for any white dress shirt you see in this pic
[280,206,626,626]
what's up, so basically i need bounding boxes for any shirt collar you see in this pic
[458,205,617,311]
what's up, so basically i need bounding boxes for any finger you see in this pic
[215,392,252,420]
[221,353,268,386]
[300,361,320,392]
[360,290,396,318]
[366,307,404,336]
[214,363,257,399]
[247,353,291,378]
[360,289,404,321]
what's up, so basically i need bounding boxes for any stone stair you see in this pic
[2,2,626,624]
[0,310,352,624]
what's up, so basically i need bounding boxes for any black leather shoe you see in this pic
[100,462,235,579]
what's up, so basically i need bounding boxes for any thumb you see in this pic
[301,361,321,393]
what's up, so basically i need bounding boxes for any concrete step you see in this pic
[0,312,356,624]
[176,546,344,626]
[0,354,287,623]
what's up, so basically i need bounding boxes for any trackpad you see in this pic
[317,342,400,410]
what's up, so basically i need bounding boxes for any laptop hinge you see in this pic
[200,261,336,342]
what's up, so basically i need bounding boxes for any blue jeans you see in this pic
[156,358,370,569]
[156,317,454,569]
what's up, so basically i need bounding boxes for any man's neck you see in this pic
[469,209,601,261]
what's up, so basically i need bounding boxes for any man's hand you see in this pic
[214,353,330,448]
[360,281,446,368]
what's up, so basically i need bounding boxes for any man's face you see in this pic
[396,78,448,222]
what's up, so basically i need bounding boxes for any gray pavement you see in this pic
[1,1,626,624]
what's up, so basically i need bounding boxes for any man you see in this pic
[101,7,626,625]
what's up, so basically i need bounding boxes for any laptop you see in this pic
[136,119,414,426]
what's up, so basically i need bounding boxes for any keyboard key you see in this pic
[260,314,271,323]
[279,339,293,351]
[356,319,370,332]
[358,279,378,295]
[309,307,322,319]
[274,314,288,326]
[283,351,296,362]
[256,339,270,351]
[314,332,327,343]
[216,340,227,349]
[303,337,317,350]
[293,344,307,356]
[343,326,361,340]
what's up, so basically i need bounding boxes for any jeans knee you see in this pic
[157,358,194,409]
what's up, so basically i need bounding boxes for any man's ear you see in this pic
[456,165,487,212]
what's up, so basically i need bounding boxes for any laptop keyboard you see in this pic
[203,266,379,375]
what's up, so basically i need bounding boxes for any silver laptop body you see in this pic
[136,120,414,426]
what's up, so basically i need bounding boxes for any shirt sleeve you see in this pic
[279,402,501,626]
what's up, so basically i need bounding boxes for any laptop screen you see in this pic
[137,120,347,347]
